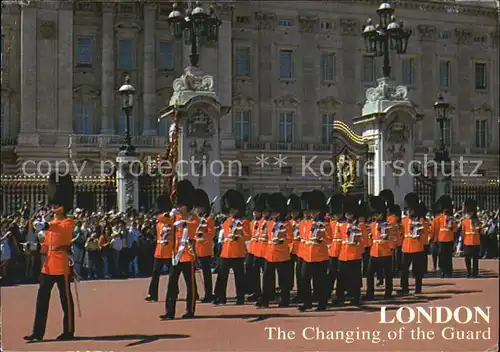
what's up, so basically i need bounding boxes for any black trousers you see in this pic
[215,258,245,302]
[252,256,266,297]
[290,254,301,291]
[147,258,171,300]
[32,274,75,338]
[295,256,304,301]
[438,241,454,276]
[401,252,425,293]
[165,261,196,317]
[327,257,339,298]
[392,247,403,277]
[197,256,214,299]
[423,245,430,274]
[464,245,480,276]
[337,260,362,303]
[430,242,439,269]
[245,253,258,295]
[262,261,292,304]
[300,260,329,308]
[362,248,370,277]
[366,256,393,298]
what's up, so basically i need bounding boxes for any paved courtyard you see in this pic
[2,258,498,352]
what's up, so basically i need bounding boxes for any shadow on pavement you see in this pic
[192,312,317,322]
[33,334,190,347]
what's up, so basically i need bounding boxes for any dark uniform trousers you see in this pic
[299,260,329,308]
[294,256,304,301]
[214,258,245,302]
[165,261,196,318]
[366,256,393,298]
[252,256,267,298]
[32,274,75,338]
[290,254,302,296]
[430,242,439,270]
[438,241,454,276]
[400,252,425,293]
[392,247,403,277]
[423,245,430,274]
[464,245,480,277]
[327,257,339,298]
[197,256,214,299]
[147,258,171,300]
[337,260,362,304]
[362,248,370,277]
[244,253,257,295]
[262,261,291,305]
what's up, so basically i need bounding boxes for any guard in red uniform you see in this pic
[25,173,75,342]
[366,196,395,299]
[359,200,373,279]
[214,190,251,305]
[461,198,481,278]
[298,190,332,312]
[258,193,293,308]
[336,195,364,306]
[193,189,216,302]
[161,180,198,320]
[287,193,303,302]
[432,195,457,278]
[326,193,344,301]
[145,194,174,302]
[245,193,268,302]
[400,195,428,295]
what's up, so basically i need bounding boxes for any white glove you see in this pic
[33,220,48,231]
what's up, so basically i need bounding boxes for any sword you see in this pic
[73,277,82,318]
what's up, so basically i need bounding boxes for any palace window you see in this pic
[279,111,294,143]
[321,113,335,144]
[76,37,93,67]
[119,110,136,136]
[281,166,293,176]
[158,118,169,137]
[235,111,250,142]
[75,103,93,134]
[279,50,293,79]
[475,63,487,90]
[159,41,174,71]
[278,19,294,28]
[439,60,450,88]
[401,58,415,85]
[235,47,250,77]
[321,53,336,82]
[362,56,375,82]
[475,119,488,148]
[118,4,134,13]
[118,39,134,69]
[320,20,333,32]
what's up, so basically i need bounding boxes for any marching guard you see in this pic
[326,193,344,301]
[461,198,482,278]
[432,195,457,278]
[257,193,293,308]
[400,194,428,295]
[287,193,304,303]
[298,190,332,312]
[25,172,76,342]
[214,190,251,305]
[193,188,216,303]
[145,194,174,302]
[161,180,198,320]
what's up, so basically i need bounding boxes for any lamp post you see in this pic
[433,94,451,162]
[362,2,412,78]
[118,74,136,156]
[167,1,222,67]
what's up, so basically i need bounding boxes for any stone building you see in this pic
[1,0,498,200]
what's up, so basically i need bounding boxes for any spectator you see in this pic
[85,231,101,280]
[1,222,13,284]
[23,219,39,281]
[127,220,140,277]
[110,224,124,278]
[99,225,112,279]
[72,221,86,278]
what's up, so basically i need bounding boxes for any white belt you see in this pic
[465,232,479,235]
[331,239,342,243]
[440,228,452,231]
[372,239,389,244]
[342,241,360,245]
[404,235,420,239]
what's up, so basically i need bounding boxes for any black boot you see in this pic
[56,333,74,341]
[24,334,43,342]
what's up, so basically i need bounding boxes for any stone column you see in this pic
[142,3,156,135]
[20,5,37,134]
[58,4,73,133]
[116,154,139,212]
[100,4,115,134]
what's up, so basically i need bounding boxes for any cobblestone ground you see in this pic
[2,258,498,352]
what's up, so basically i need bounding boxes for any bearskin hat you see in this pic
[404,192,420,210]
[269,193,287,213]
[328,193,344,215]
[249,193,269,212]
[464,198,477,214]
[193,188,210,213]
[47,172,74,213]
[174,179,195,210]
[287,193,302,212]
[223,189,246,213]
[379,189,395,206]
[358,200,372,220]
[343,195,359,217]
[388,203,402,218]
[308,190,326,211]
[416,201,427,219]
[369,195,386,215]
[301,192,311,210]
[437,195,453,213]
[154,193,172,214]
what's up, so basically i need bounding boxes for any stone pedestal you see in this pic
[160,66,231,212]
[116,152,139,212]
[354,77,420,207]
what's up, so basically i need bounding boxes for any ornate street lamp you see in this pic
[433,94,451,162]
[118,74,136,154]
[362,2,412,78]
[167,1,222,68]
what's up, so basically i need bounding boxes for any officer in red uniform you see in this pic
[326,193,344,301]
[432,195,457,278]
[161,180,198,320]
[287,193,303,302]
[193,188,216,302]
[145,194,174,302]
[461,198,481,278]
[25,173,75,342]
